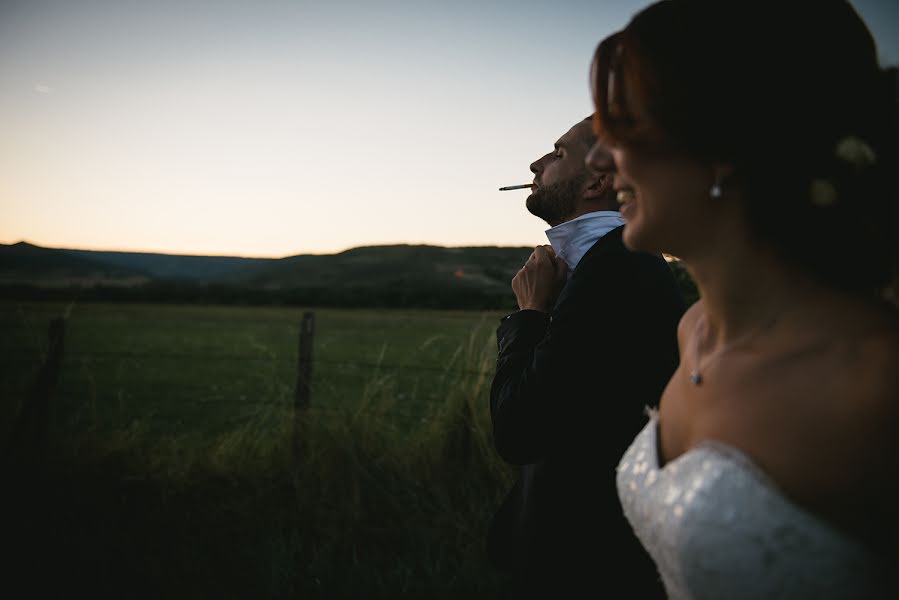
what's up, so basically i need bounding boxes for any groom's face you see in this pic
[526,121,592,227]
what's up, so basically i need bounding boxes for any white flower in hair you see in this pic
[810,178,838,207]
[834,136,877,168]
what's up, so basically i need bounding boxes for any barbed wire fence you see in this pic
[2,311,498,467]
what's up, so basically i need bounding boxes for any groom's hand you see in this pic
[512,245,568,313]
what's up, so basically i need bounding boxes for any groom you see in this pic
[488,116,684,599]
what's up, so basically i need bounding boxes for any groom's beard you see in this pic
[525,172,586,227]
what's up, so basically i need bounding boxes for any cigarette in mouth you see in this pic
[498,184,533,191]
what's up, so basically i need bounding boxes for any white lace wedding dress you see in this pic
[616,414,891,599]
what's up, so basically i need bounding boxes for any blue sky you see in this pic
[2,0,897,257]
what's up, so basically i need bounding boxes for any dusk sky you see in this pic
[3,0,898,257]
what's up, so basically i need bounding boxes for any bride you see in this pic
[586,1,899,597]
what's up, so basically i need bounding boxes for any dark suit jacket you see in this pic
[488,225,684,599]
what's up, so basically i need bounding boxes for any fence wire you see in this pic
[3,350,495,377]
[3,312,499,426]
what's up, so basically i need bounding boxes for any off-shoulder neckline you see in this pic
[646,413,788,495]
[636,412,882,559]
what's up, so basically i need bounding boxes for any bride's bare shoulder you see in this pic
[852,315,899,540]
[848,306,899,409]
[820,307,899,482]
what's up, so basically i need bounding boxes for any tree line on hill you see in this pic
[0,241,699,310]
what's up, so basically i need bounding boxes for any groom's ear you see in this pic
[584,173,610,200]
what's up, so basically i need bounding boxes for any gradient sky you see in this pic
[3,0,898,257]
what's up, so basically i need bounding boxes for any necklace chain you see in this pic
[688,312,779,386]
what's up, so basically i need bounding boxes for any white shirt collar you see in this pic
[545,211,625,271]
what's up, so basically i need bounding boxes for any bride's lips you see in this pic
[615,188,636,219]
[616,189,635,205]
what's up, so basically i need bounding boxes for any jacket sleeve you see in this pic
[489,248,683,467]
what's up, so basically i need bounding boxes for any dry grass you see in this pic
[3,313,515,599]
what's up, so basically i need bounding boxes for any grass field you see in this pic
[1,301,516,599]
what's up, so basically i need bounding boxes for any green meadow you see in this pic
[1,302,516,599]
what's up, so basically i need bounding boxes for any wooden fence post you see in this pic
[293,312,315,464]
[295,312,315,410]
[6,317,66,475]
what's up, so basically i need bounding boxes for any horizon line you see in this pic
[1,238,539,259]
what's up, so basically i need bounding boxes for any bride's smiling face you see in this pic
[602,140,718,257]
[585,79,721,259]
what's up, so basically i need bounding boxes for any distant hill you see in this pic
[0,242,150,288]
[0,240,698,309]
[222,245,529,291]
[63,248,271,282]
[0,241,534,309]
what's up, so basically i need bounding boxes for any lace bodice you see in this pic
[616,415,890,599]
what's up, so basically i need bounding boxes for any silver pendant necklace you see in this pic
[689,319,707,384]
